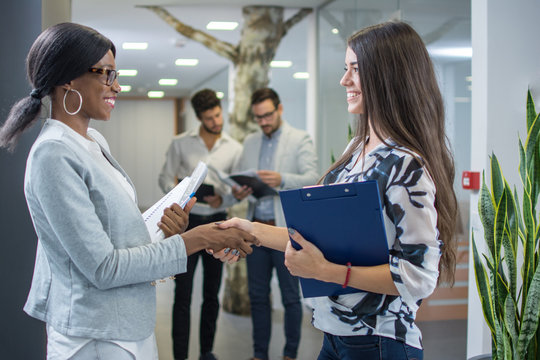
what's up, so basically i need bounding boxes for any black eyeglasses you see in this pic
[253,108,277,121]
[88,67,118,86]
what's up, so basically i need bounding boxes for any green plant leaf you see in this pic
[479,172,495,259]
[517,263,540,358]
[491,154,504,206]
[524,112,540,172]
[502,227,517,298]
[531,132,540,214]
[514,186,525,241]
[519,138,527,189]
[495,319,504,359]
[494,186,508,263]
[473,233,496,334]
[522,188,536,305]
[504,293,519,357]
[526,89,536,132]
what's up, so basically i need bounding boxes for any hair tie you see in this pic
[30,89,41,99]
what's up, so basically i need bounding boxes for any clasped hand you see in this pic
[212,218,327,279]
[157,197,258,257]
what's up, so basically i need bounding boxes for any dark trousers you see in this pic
[172,212,227,360]
[246,245,302,360]
[318,333,423,360]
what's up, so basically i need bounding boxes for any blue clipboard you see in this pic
[279,181,389,298]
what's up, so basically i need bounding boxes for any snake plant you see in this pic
[473,90,540,359]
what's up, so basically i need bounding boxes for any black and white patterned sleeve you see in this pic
[384,154,441,311]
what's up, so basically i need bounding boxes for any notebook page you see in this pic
[143,177,190,242]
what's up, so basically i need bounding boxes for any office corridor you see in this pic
[155,263,467,360]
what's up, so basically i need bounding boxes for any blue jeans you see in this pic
[246,246,302,360]
[318,333,423,360]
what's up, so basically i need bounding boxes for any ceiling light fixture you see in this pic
[293,72,309,79]
[216,91,224,99]
[206,21,238,30]
[120,85,132,92]
[159,79,178,86]
[331,28,339,34]
[148,91,165,98]
[122,42,148,50]
[175,58,199,66]
[270,60,292,68]
[118,69,138,76]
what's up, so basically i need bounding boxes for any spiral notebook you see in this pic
[143,161,208,242]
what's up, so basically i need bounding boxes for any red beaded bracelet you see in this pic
[342,262,352,288]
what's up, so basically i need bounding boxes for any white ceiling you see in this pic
[71,0,471,99]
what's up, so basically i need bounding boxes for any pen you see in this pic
[180,192,196,208]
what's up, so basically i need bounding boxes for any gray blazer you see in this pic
[235,121,319,227]
[23,119,187,341]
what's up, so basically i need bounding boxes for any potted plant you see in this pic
[473,90,540,359]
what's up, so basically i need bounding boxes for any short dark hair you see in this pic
[0,22,115,151]
[191,89,221,119]
[250,88,280,109]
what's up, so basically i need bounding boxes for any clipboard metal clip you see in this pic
[301,184,357,201]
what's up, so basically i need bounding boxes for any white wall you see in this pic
[90,99,175,210]
[467,0,540,357]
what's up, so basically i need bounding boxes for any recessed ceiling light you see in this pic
[293,72,309,79]
[206,21,238,30]
[216,91,224,99]
[118,69,138,76]
[331,28,339,34]
[148,91,165,98]
[270,60,292,68]
[465,76,472,82]
[122,42,148,50]
[159,79,178,86]
[175,58,199,66]
[120,85,132,92]
[428,47,472,58]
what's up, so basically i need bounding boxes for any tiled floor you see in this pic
[155,264,467,360]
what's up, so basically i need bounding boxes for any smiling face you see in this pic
[340,47,364,115]
[67,49,120,121]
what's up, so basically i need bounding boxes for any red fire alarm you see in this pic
[462,171,481,190]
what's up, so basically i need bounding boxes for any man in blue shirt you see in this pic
[233,88,319,360]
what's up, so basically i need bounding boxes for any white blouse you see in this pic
[309,139,441,350]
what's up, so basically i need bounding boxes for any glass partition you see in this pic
[317,0,472,328]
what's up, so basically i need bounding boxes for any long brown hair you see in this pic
[322,21,457,285]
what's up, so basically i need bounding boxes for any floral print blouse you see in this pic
[309,139,441,349]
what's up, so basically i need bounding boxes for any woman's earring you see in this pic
[63,88,83,115]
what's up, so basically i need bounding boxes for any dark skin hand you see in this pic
[158,197,196,237]
[181,222,259,257]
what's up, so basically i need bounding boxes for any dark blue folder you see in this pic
[279,181,389,298]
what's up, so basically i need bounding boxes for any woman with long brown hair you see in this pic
[218,21,457,360]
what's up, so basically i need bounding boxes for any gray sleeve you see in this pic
[29,141,187,290]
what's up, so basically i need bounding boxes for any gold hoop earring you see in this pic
[63,89,83,115]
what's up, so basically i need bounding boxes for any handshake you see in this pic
[157,197,259,260]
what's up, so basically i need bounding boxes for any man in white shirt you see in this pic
[159,89,242,360]
[232,88,319,360]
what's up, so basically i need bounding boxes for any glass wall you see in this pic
[317,0,472,322]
